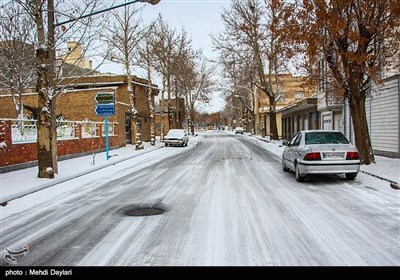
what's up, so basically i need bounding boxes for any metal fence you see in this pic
[3,118,117,144]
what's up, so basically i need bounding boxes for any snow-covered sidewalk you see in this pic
[0,143,157,205]
[0,135,200,205]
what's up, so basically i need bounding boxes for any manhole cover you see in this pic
[125,207,164,216]
[121,203,167,217]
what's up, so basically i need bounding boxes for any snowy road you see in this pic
[1,132,399,266]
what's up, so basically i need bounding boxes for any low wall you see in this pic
[0,120,119,169]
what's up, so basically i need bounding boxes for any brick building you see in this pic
[0,40,194,169]
[0,74,159,147]
[0,74,159,169]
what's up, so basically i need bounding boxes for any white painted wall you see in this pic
[344,75,400,157]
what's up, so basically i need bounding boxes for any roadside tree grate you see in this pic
[121,203,167,217]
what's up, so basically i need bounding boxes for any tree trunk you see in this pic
[175,79,179,129]
[48,0,58,174]
[185,93,189,134]
[161,81,166,140]
[34,0,55,179]
[147,67,155,146]
[36,47,54,179]
[348,94,374,165]
[167,76,172,130]
[126,66,142,150]
[190,102,195,135]
[269,96,279,140]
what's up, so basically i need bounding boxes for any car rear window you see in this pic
[166,129,185,137]
[305,132,350,145]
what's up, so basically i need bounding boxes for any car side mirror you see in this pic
[282,141,289,146]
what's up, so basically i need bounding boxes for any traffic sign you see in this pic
[94,92,115,160]
[94,92,114,104]
[95,104,115,116]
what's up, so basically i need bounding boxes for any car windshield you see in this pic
[305,131,350,145]
[166,129,185,137]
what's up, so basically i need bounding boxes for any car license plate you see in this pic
[322,152,344,159]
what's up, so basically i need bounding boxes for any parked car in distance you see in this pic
[234,127,244,134]
[281,130,360,182]
[163,129,189,147]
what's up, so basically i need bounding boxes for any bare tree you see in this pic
[286,0,400,164]
[170,29,200,129]
[0,4,36,118]
[13,0,110,178]
[151,15,179,131]
[103,5,149,150]
[213,0,293,140]
[137,23,157,146]
[187,58,215,135]
[150,17,210,135]
[216,48,257,130]
[173,50,197,133]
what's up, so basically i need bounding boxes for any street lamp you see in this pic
[55,0,160,27]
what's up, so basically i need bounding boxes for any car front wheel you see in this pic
[295,164,305,182]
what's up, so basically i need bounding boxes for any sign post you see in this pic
[105,116,109,160]
[94,92,115,160]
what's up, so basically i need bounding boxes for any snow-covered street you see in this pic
[1,132,399,266]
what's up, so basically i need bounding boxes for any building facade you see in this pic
[343,74,400,158]
[316,50,400,158]
[256,73,317,138]
[279,97,319,140]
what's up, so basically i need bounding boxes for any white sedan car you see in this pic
[281,130,360,182]
[234,127,244,134]
[163,129,189,147]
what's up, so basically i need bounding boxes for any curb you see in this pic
[359,170,399,189]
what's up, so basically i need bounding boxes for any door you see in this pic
[289,132,302,169]
[334,113,343,133]
[322,112,333,130]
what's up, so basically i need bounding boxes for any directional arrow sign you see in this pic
[95,104,115,116]
[94,92,114,104]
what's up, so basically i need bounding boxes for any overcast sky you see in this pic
[97,0,231,112]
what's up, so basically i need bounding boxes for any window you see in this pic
[289,133,300,146]
[305,131,349,145]
[295,92,304,100]
[293,133,302,146]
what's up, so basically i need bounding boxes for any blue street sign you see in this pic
[95,104,115,116]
